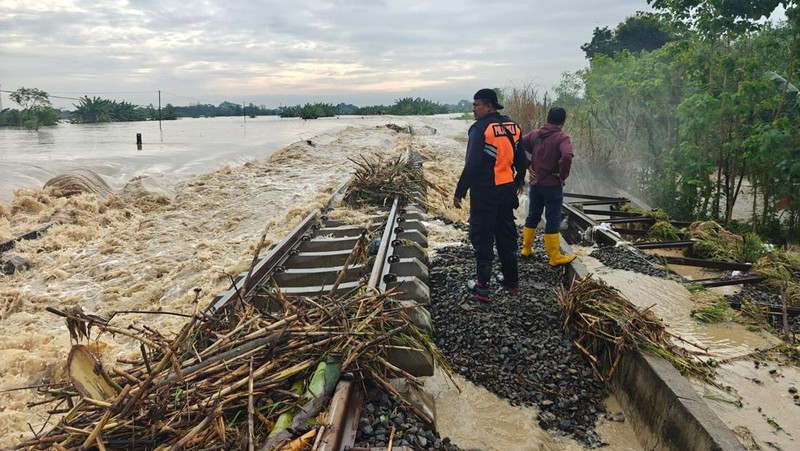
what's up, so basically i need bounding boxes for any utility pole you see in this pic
[158,90,162,131]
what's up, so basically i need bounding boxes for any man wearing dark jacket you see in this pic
[454,88,527,301]
[519,106,575,266]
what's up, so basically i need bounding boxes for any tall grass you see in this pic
[502,84,550,136]
[502,85,603,166]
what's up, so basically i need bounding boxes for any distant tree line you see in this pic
[2,89,472,127]
[173,102,280,118]
[70,96,177,123]
[279,97,463,119]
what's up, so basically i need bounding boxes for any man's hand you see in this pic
[516,181,525,196]
[453,195,462,209]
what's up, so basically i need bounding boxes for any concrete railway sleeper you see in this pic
[562,192,766,291]
[202,188,436,449]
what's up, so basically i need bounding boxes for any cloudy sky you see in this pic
[1,0,654,109]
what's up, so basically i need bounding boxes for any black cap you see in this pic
[473,88,503,110]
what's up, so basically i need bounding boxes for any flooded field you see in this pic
[0,115,385,204]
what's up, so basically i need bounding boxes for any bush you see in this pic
[23,119,40,130]
[737,232,766,262]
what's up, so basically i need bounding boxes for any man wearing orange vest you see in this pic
[454,89,526,301]
[519,107,576,266]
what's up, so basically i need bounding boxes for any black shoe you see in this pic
[466,280,491,302]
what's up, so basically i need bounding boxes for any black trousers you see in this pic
[468,183,519,286]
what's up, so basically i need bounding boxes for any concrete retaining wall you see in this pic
[563,238,745,451]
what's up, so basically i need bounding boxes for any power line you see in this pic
[0,88,242,109]
[48,90,158,95]
[0,90,80,104]
[0,89,80,101]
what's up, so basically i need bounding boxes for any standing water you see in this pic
[576,246,799,450]
[0,115,382,203]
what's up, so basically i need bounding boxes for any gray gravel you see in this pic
[355,388,463,450]
[589,245,678,279]
[428,236,608,448]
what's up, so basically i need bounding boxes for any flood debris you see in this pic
[343,154,446,210]
[16,287,451,450]
[555,275,716,384]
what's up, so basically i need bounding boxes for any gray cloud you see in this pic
[0,0,653,108]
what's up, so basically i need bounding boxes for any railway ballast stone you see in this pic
[429,239,608,447]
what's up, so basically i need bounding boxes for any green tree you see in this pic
[161,104,177,120]
[112,101,138,122]
[10,87,51,111]
[71,96,112,123]
[582,12,673,59]
[217,101,242,116]
[388,97,448,115]
[647,0,792,34]
[574,9,800,242]
[9,87,57,129]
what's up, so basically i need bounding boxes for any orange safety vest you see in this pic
[483,121,520,186]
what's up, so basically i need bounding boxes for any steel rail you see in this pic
[197,173,417,451]
[563,196,763,287]
[205,211,319,316]
[367,196,400,291]
[562,202,621,247]
[0,222,55,254]
[693,275,768,288]
[634,240,697,250]
[564,192,629,202]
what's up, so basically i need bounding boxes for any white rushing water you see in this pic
[0,115,419,204]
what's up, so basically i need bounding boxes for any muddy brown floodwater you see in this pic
[577,246,800,450]
[1,116,643,450]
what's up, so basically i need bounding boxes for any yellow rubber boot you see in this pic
[520,226,536,258]
[544,233,576,267]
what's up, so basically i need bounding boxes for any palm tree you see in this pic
[72,96,112,123]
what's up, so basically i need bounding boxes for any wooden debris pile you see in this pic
[555,275,715,384]
[19,290,443,450]
[343,154,446,209]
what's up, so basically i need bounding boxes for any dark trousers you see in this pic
[468,183,518,286]
[525,185,563,234]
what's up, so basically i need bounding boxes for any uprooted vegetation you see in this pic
[555,275,716,383]
[343,154,447,210]
[605,204,799,307]
[16,289,448,450]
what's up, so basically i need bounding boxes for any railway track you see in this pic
[9,149,451,451]
[561,192,769,289]
[206,199,429,320]
[560,192,800,319]
[15,169,778,449]
[197,156,435,450]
